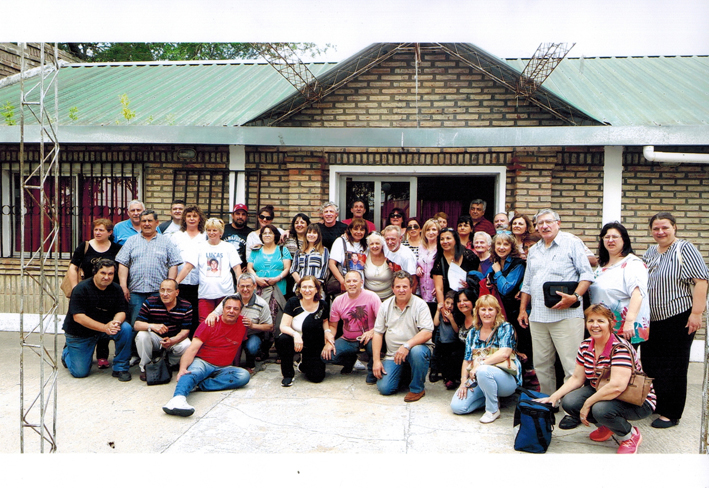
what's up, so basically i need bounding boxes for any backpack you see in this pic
[512,387,556,453]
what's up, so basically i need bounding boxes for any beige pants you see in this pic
[529,318,584,395]
[135,331,191,371]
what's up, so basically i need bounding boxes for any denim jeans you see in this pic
[324,337,375,383]
[242,333,263,368]
[62,322,133,378]
[173,357,250,398]
[377,344,430,395]
[450,364,518,415]
[561,384,653,436]
[128,292,155,326]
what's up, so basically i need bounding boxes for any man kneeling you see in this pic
[163,295,250,417]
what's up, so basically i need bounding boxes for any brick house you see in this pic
[0,42,707,319]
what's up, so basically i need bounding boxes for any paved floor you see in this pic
[1,331,707,457]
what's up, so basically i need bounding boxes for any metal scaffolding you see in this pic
[517,42,575,98]
[19,42,60,453]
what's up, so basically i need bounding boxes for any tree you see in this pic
[61,42,330,62]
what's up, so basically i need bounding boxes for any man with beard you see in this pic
[222,203,253,269]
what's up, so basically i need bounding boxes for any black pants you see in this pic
[275,321,326,383]
[178,284,200,337]
[435,340,464,382]
[640,308,694,420]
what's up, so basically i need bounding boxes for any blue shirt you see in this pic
[115,233,182,293]
[464,322,522,386]
[113,219,162,245]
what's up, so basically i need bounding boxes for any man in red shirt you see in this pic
[469,199,495,237]
[163,295,250,417]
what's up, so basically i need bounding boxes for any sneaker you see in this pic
[281,377,294,387]
[480,410,501,424]
[97,358,110,369]
[617,427,642,454]
[129,356,140,367]
[162,395,195,417]
[589,425,613,442]
[428,371,441,383]
[111,370,132,382]
[353,359,367,371]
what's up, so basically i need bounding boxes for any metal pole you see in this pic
[700,299,708,454]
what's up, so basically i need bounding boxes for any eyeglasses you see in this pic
[407,224,420,230]
[389,213,403,219]
[258,214,274,221]
[603,235,622,241]
[536,219,558,226]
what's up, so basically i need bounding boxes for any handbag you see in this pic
[145,349,172,386]
[594,337,653,406]
[61,241,89,298]
[470,324,518,377]
[542,281,580,308]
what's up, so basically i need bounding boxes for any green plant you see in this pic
[119,94,136,122]
[2,101,16,126]
[165,113,176,126]
[68,106,79,122]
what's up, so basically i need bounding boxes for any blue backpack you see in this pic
[513,387,556,453]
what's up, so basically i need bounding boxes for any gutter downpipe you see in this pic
[643,146,709,164]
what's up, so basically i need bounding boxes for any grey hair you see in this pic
[127,200,145,210]
[383,225,402,238]
[237,272,257,286]
[140,209,158,220]
[320,201,339,213]
[366,232,386,247]
[469,199,487,211]
[534,209,560,222]
[473,231,492,246]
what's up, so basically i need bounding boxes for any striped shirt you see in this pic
[521,231,595,323]
[643,239,709,322]
[115,233,183,293]
[576,335,656,409]
[290,248,330,281]
[136,296,192,338]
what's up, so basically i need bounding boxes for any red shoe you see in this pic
[617,427,642,454]
[97,358,110,369]
[589,425,613,442]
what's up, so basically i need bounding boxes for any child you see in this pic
[433,290,463,390]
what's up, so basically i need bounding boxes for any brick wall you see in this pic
[0,43,80,78]
[274,49,573,128]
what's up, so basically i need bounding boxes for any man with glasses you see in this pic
[468,199,495,237]
[317,201,348,251]
[206,272,273,372]
[163,295,250,417]
[518,209,594,406]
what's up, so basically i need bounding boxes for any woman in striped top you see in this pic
[537,304,655,454]
[641,212,708,428]
[290,223,329,287]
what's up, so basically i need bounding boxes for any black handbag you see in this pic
[146,349,172,386]
[542,281,580,308]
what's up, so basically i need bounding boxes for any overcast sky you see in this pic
[5,0,709,60]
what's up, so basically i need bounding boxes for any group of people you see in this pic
[60,197,707,454]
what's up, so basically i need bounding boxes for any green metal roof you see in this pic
[505,55,709,126]
[0,61,337,127]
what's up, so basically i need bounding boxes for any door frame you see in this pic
[330,164,507,223]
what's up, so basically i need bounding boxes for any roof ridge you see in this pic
[65,59,338,68]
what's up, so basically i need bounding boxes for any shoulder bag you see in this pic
[61,241,89,298]
[595,336,653,406]
[146,349,172,386]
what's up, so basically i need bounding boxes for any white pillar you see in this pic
[602,146,623,224]
[229,145,246,210]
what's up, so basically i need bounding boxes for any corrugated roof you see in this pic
[0,61,337,127]
[505,55,709,126]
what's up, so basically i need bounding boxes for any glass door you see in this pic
[342,176,417,230]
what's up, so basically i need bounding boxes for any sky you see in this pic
[4,0,709,61]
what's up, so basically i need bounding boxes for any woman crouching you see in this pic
[450,295,521,424]
[536,304,655,454]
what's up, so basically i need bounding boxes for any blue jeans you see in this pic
[128,292,156,326]
[62,322,133,378]
[450,364,518,414]
[242,333,263,368]
[173,357,250,398]
[377,345,430,395]
[324,337,375,383]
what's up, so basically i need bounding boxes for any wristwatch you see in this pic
[147,325,152,333]
[573,293,582,302]
[403,343,411,350]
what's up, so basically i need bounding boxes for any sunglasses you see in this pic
[389,213,403,219]
[258,214,274,221]
[407,224,420,230]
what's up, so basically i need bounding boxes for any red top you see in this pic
[194,316,245,367]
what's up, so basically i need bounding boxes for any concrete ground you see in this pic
[1,331,707,457]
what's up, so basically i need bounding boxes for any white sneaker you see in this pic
[162,395,195,417]
[353,359,367,371]
[480,410,501,424]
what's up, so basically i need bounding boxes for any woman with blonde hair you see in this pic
[450,294,521,424]
[177,217,242,323]
[417,219,440,304]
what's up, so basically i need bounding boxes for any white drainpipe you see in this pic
[643,146,709,164]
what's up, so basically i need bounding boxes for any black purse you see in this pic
[542,281,580,308]
[146,349,172,386]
